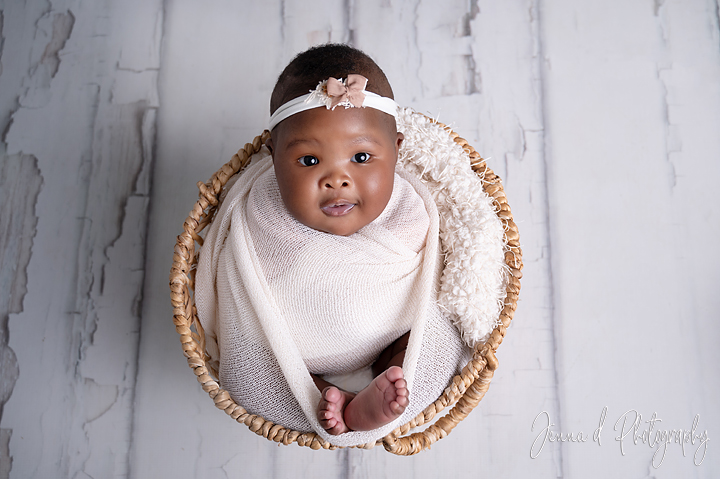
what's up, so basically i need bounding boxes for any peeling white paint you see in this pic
[0,0,718,477]
[0,0,162,477]
[0,154,42,438]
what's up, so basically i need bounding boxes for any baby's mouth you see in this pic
[321,202,356,216]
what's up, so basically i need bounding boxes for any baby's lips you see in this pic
[321,202,355,216]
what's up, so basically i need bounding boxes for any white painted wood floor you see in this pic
[1,1,718,477]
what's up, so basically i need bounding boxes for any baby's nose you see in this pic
[322,169,351,189]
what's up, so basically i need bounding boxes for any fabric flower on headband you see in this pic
[268,74,397,130]
[307,74,368,110]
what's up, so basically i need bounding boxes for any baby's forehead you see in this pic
[277,107,396,143]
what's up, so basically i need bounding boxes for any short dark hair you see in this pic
[270,44,394,115]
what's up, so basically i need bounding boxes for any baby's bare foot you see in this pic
[317,386,355,435]
[344,366,409,432]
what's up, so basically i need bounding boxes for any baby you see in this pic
[266,44,410,434]
[196,44,471,444]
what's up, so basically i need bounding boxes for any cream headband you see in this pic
[268,74,399,131]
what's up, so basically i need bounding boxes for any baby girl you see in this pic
[196,44,470,445]
[267,45,412,434]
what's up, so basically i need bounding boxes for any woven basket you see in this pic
[169,118,522,455]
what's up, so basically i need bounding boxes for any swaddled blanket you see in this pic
[195,154,471,447]
[195,108,508,447]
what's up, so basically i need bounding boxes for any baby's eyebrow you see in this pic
[350,136,383,146]
[283,138,319,150]
[283,136,382,150]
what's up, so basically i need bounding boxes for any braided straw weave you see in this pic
[169,119,522,454]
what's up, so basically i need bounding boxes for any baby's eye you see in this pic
[298,156,319,166]
[351,152,371,163]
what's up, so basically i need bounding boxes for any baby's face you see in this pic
[269,107,403,236]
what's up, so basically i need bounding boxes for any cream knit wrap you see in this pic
[195,108,507,447]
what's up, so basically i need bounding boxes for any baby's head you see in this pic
[267,44,403,236]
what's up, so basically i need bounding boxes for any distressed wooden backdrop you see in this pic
[0,1,718,478]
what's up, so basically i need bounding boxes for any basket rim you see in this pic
[169,112,523,455]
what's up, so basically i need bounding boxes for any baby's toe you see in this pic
[386,366,404,382]
[389,399,407,414]
[322,386,343,403]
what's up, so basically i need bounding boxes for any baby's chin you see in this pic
[285,198,391,236]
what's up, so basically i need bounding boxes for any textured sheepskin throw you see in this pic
[395,108,508,345]
[195,108,507,447]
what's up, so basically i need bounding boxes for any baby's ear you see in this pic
[395,132,404,153]
[265,137,274,158]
